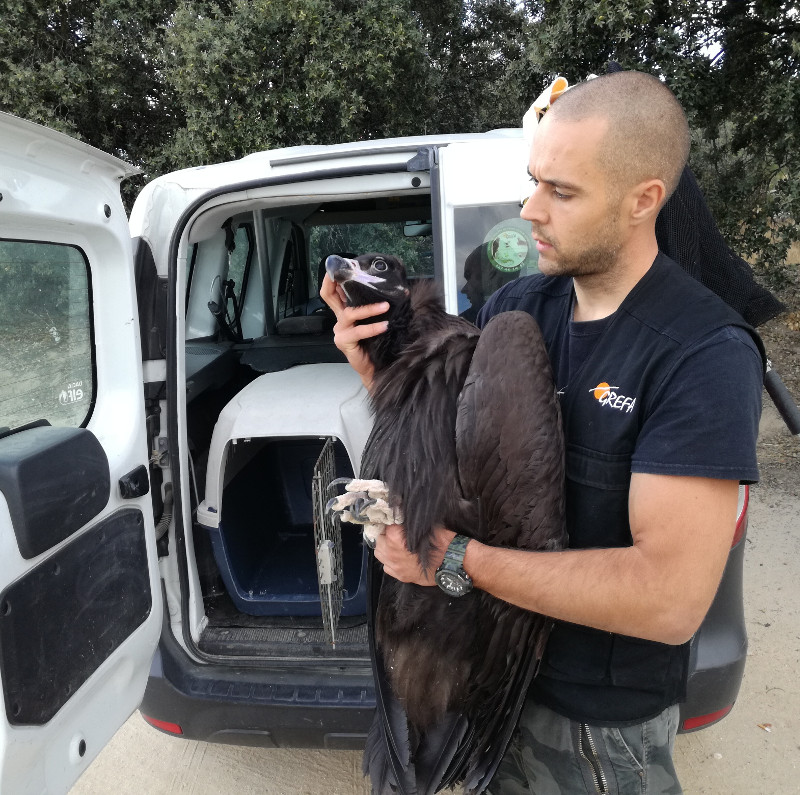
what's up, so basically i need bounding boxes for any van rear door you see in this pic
[0,113,161,794]
[434,136,534,317]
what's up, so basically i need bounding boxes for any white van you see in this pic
[0,113,749,793]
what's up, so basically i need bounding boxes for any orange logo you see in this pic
[590,382,636,413]
[592,382,616,400]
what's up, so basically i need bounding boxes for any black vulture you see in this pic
[326,253,566,795]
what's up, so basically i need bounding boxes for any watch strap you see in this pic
[440,534,470,572]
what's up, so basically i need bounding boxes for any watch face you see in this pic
[435,569,471,596]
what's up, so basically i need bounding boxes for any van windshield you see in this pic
[308,221,433,292]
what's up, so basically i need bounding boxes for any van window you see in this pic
[227,223,253,310]
[453,204,539,321]
[0,240,94,431]
[276,224,309,320]
[308,222,434,288]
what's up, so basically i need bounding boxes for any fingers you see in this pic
[337,302,391,329]
[320,274,345,315]
[375,525,436,587]
[334,315,389,345]
[321,275,389,324]
[321,274,386,388]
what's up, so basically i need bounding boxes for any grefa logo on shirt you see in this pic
[590,382,636,413]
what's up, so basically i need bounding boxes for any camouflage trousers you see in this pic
[486,701,682,795]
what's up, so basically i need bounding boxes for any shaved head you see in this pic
[547,71,690,203]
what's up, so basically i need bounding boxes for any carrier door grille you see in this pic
[312,437,344,646]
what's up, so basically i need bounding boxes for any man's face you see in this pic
[520,114,624,278]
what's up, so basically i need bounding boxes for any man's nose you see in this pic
[520,183,545,223]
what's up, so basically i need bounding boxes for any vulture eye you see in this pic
[373,259,388,272]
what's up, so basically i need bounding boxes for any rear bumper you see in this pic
[679,512,748,732]
[140,619,375,749]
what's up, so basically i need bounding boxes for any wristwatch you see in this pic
[434,535,473,596]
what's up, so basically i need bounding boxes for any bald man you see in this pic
[321,71,764,793]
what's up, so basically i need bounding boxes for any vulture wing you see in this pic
[449,310,566,792]
[359,303,565,795]
[456,310,565,553]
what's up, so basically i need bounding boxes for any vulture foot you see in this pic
[327,478,404,549]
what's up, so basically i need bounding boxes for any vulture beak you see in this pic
[325,255,387,291]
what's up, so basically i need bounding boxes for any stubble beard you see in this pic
[548,242,620,278]
[535,229,622,279]
[533,197,624,278]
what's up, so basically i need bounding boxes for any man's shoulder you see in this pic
[479,273,571,325]
[628,254,763,357]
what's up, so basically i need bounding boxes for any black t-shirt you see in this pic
[481,282,762,484]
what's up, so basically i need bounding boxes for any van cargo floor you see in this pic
[199,591,369,658]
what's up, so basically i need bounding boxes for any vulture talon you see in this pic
[327,476,355,491]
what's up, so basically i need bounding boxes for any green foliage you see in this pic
[309,223,434,278]
[155,0,431,168]
[520,0,800,283]
[0,1,182,203]
[0,0,797,278]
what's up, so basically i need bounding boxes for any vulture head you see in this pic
[325,253,409,307]
[325,253,413,370]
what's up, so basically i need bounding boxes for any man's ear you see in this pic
[628,179,666,226]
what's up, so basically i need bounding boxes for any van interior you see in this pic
[174,187,434,662]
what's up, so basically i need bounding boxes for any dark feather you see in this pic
[326,254,565,794]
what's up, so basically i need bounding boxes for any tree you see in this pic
[0,1,181,200]
[519,0,800,283]
[153,0,432,168]
[1,1,797,279]
[412,0,534,133]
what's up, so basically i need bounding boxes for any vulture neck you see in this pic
[362,280,445,372]
[361,294,415,372]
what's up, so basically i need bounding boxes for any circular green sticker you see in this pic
[484,219,539,274]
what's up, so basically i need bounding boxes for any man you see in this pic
[321,71,764,793]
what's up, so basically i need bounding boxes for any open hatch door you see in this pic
[0,113,162,793]
[434,136,536,318]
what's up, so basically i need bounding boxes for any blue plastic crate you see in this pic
[206,438,367,617]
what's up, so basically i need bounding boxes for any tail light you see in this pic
[732,484,749,548]
[141,713,183,735]
[682,705,733,732]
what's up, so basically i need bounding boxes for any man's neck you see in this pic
[573,241,659,322]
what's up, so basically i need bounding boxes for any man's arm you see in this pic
[375,473,739,646]
[319,273,388,390]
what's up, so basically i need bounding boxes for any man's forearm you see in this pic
[459,474,738,646]
[462,541,696,645]
[374,475,737,648]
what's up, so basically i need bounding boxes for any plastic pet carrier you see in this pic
[197,364,373,618]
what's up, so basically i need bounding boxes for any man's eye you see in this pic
[554,189,569,200]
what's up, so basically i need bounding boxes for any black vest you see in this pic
[481,253,764,725]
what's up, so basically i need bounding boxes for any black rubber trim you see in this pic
[142,607,374,747]
[133,236,168,361]
[0,508,151,725]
